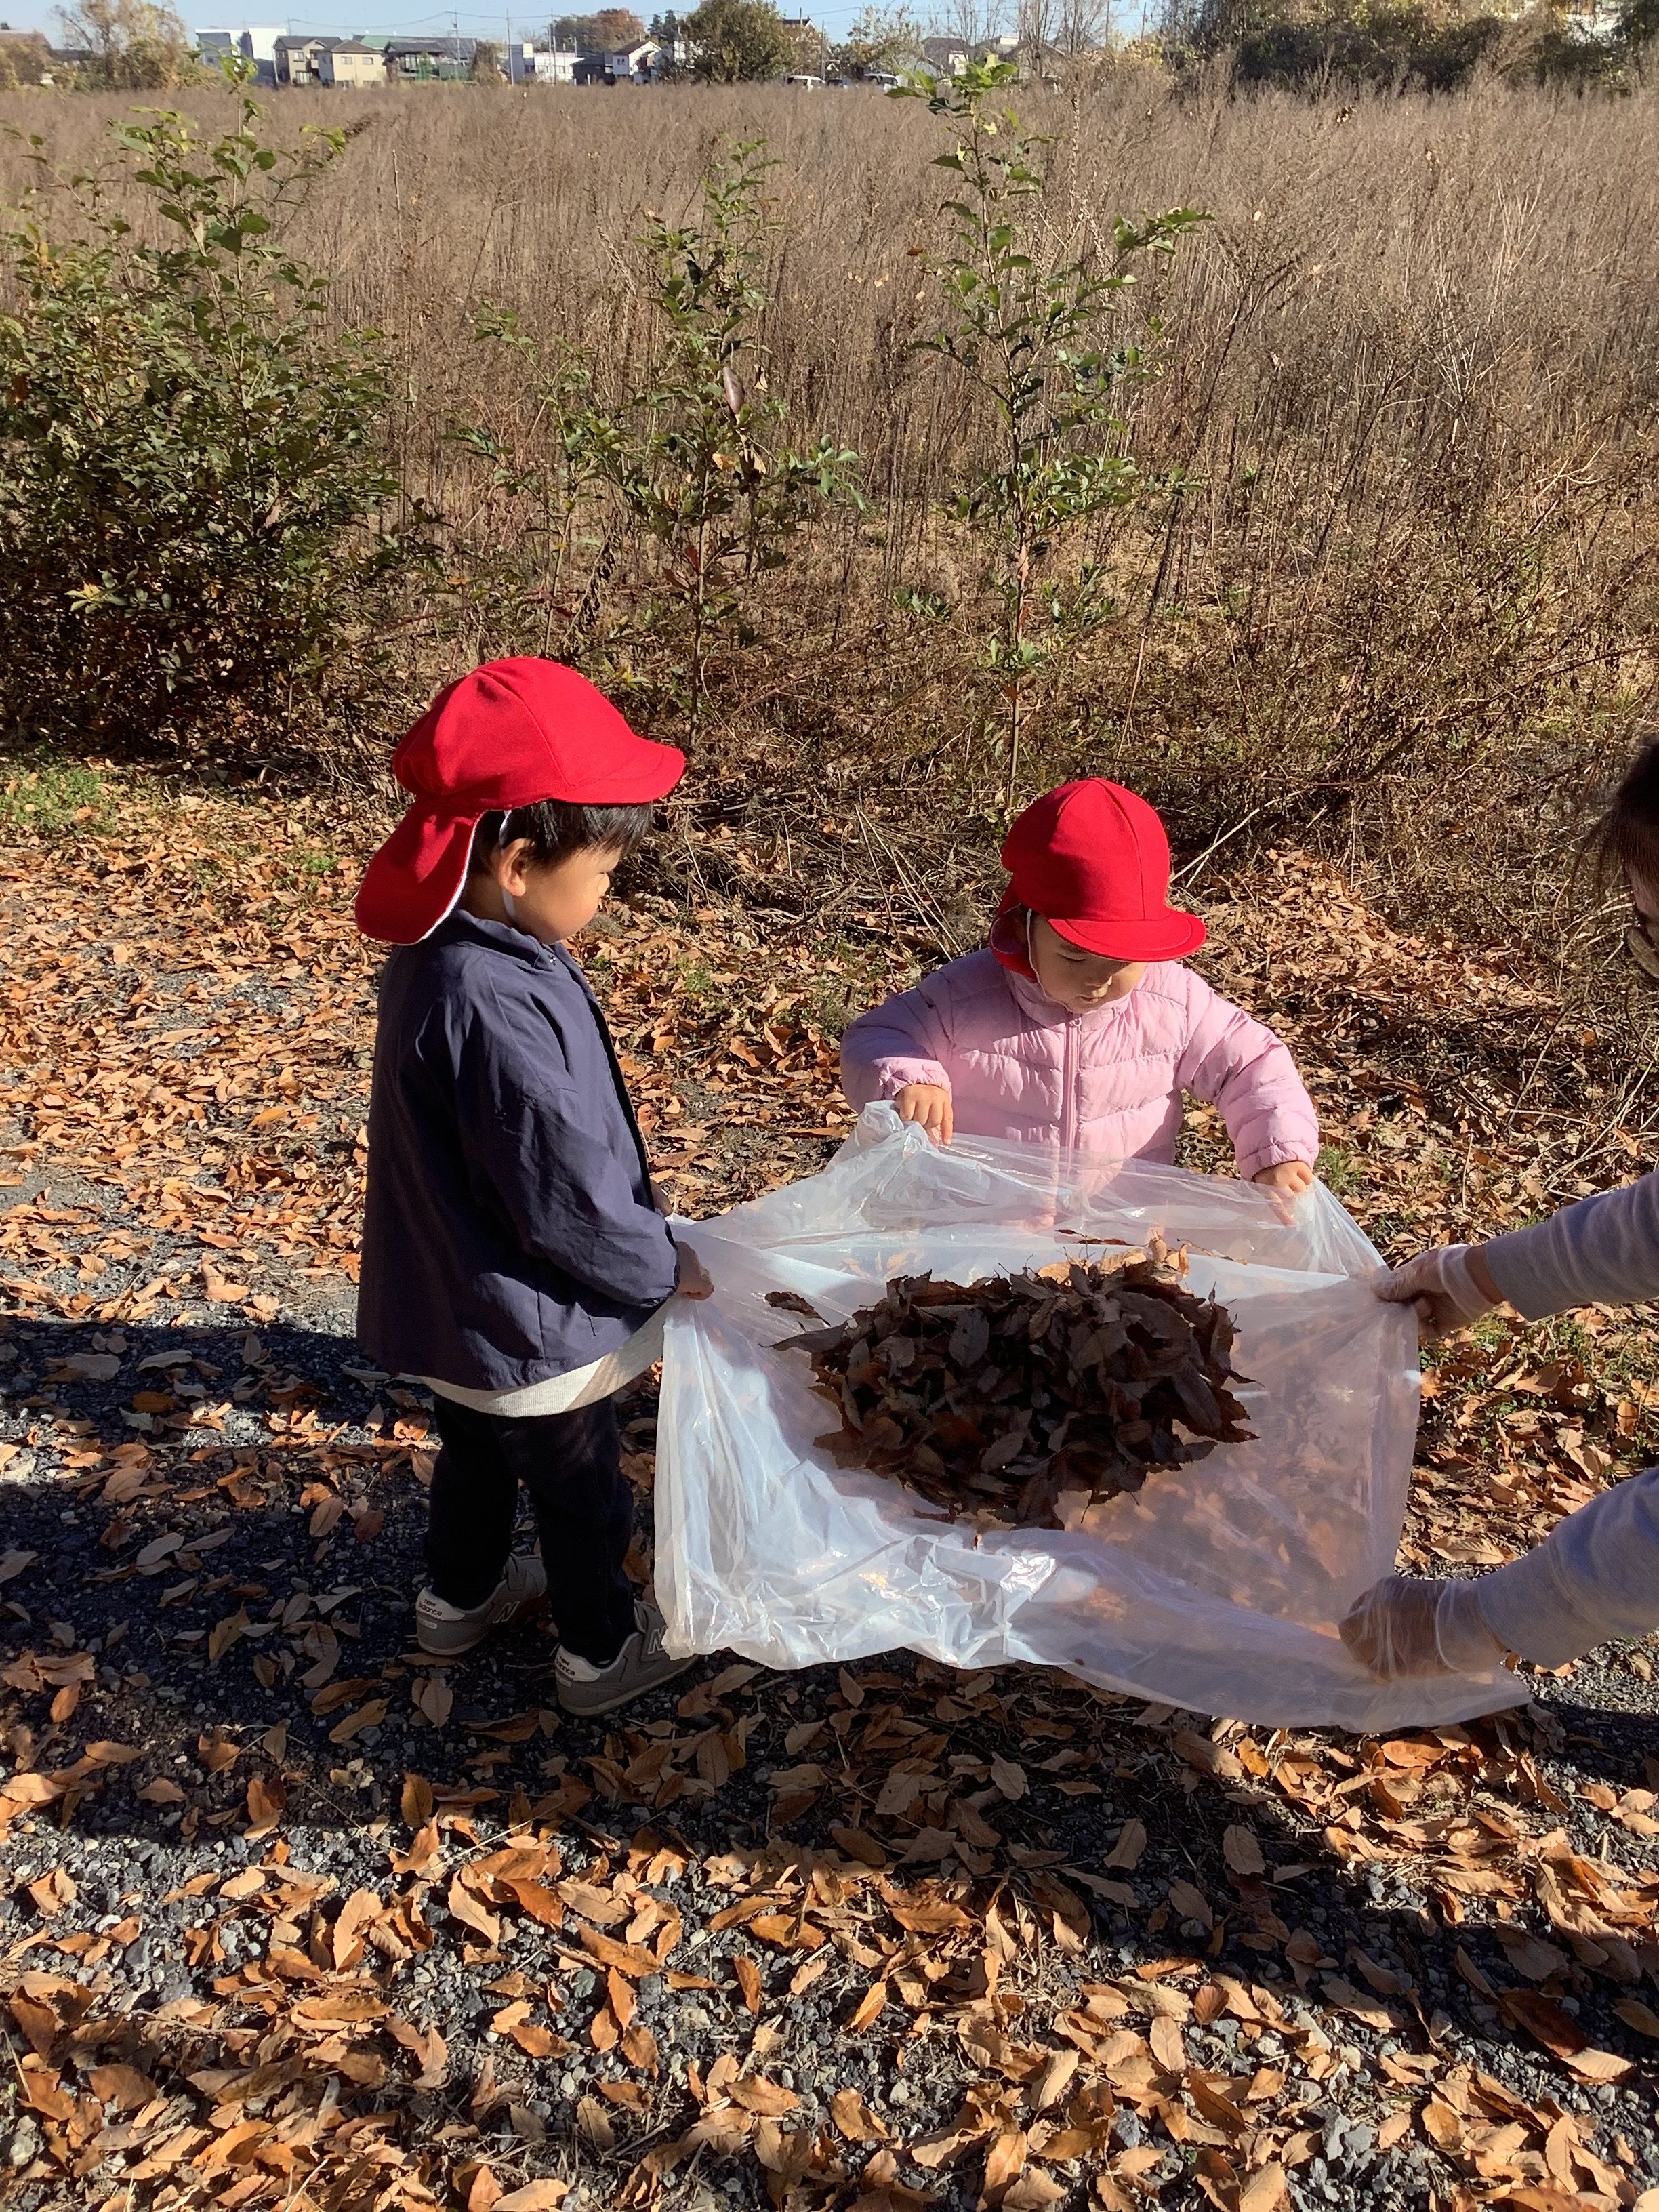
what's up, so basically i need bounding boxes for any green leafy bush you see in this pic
[0,75,425,755]
[899,59,1200,802]
[569,139,861,718]
[457,136,859,724]
[682,0,795,81]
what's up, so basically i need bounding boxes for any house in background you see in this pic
[373,33,476,78]
[274,31,335,83]
[193,24,284,82]
[508,41,578,80]
[573,37,659,81]
[319,37,384,83]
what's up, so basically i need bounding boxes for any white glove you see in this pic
[1374,1245,1497,1339]
[1340,1574,1507,1679]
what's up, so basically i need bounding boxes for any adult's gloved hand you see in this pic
[1339,1574,1507,1679]
[1374,1244,1499,1338]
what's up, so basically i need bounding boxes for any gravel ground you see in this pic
[3,1225,1658,2212]
[1,808,1656,2210]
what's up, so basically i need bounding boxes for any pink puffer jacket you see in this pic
[840,951,1318,1178]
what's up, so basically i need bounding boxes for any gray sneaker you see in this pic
[416,1551,547,1658]
[554,1599,693,1717]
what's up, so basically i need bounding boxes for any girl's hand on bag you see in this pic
[895,1082,954,1146]
[1374,1244,1500,1338]
[1253,1160,1314,1195]
[1252,1158,1314,1223]
[673,1243,714,1300]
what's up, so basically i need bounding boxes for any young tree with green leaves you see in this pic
[897,57,1201,802]
[0,66,423,752]
[565,140,860,719]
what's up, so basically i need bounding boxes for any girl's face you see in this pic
[1028,914,1147,1014]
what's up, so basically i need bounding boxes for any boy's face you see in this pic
[1028,914,1146,1014]
[495,841,626,946]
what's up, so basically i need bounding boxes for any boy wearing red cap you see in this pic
[354,658,709,1715]
[841,779,1319,1189]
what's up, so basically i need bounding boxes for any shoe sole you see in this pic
[417,1589,545,1660]
[556,1652,695,1718]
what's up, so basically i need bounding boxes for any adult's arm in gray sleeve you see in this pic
[1476,1469,1659,1668]
[1481,1170,1659,1320]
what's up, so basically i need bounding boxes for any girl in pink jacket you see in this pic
[840,779,1319,1197]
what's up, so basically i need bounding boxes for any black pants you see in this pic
[426,1395,637,1666]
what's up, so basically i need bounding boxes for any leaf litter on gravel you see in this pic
[8,801,1659,2211]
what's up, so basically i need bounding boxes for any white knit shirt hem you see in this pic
[420,1307,666,1419]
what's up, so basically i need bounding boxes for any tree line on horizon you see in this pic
[0,0,1654,104]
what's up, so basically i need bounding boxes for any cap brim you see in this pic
[354,804,480,945]
[1048,909,1207,962]
[562,735,686,804]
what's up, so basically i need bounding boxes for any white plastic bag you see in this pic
[657,1103,1523,1729]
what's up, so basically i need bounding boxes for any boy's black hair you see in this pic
[467,799,656,877]
[1593,732,1659,893]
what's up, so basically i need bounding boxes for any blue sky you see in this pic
[2,0,886,37]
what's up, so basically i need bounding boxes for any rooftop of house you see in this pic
[377,33,476,55]
[920,31,1019,61]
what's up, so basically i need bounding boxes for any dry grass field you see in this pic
[2,73,1656,977]
[6,75,1654,814]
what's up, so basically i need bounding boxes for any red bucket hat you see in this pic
[354,659,684,945]
[994,779,1206,968]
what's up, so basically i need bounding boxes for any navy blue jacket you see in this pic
[357,910,679,1392]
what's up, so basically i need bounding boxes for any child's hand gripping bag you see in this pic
[656,1103,1522,1729]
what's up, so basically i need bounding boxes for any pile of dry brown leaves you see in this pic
[777,1256,1251,1532]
